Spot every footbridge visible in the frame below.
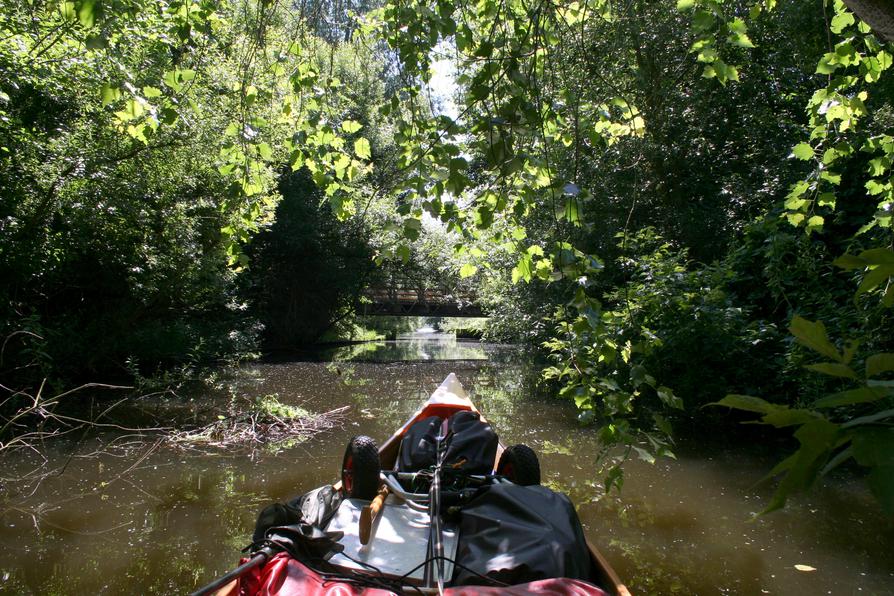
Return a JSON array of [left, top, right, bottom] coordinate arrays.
[[358, 282, 484, 317]]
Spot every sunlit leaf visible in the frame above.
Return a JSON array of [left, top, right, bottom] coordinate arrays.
[[78, 0, 97, 28], [354, 137, 371, 159], [830, 11, 855, 34], [459, 263, 478, 278], [792, 142, 814, 160], [512, 253, 533, 283], [100, 84, 121, 106]]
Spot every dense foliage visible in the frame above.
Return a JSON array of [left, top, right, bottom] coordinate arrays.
[[247, 168, 374, 348], [1, 0, 893, 514]]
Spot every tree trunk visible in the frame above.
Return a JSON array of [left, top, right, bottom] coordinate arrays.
[[843, 0, 894, 41]]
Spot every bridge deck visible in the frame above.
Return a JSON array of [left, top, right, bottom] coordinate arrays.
[[358, 286, 484, 317]]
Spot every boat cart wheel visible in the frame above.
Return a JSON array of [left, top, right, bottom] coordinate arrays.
[[341, 435, 381, 500], [496, 444, 541, 486]]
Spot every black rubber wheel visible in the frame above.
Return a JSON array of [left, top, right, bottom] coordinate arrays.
[[496, 444, 541, 485], [341, 435, 381, 499]]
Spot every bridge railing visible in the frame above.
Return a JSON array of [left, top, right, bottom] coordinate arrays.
[[359, 284, 483, 317]]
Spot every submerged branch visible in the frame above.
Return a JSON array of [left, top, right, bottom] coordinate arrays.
[[165, 405, 350, 452]]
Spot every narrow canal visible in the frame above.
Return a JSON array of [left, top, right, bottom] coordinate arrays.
[[0, 336, 891, 594]]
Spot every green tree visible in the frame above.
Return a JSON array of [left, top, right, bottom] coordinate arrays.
[[247, 168, 375, 347]]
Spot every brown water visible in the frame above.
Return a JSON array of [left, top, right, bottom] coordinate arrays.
[[0, 337, 892, 595]]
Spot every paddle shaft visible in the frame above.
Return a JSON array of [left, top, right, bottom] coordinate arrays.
[[189, 547, 274, 596], [359, 485, 389, 545], [427, 422, 449, 595]]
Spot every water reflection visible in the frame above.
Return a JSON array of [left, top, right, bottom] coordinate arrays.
[[323, 335, 490, 362], [0, 338, 892, 595]]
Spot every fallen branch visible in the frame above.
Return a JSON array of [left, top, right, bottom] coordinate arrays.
[[166, 405, 350, 452]]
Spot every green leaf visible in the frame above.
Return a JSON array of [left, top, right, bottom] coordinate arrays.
[[512, 253, 534, 283], [163, 70, 182, 93], [856, 265, 894, 300], [816, 53, 838, 74], [100, 84, 121, 106], [142, 86, 163, 98], [867, 353, 894, 377], [789, 316, 841, 361], [761, 419, 839, 514], [842, 339, 860, 365], [792, 142, 814, 160], [78, 0, 97, 28], [692, 10, 715, 31], [633, 446, 656, 464], [820, 446, 854, 477], [459, 263, 478, 278], [729, 33, 755, 48], [820, 170, 841, 185], [850, 430, 894, 514], [786, 212, 806, 226], [805, 215, 824, 234], [115, 98, 145, 121], [526, 244, 545, 257], [657, 386, 683, 410], [562, 197, 580, 224], [755, 451, 797, 486], [804, 362, 856, 379], [851, 428, 894, 467], [756, 408, 820, 428], [257, 142, 273, 160], [727, 20, 754, 48], [59, 1, 77, 21], [868, 466, 894, 516], [676, 0, 695, 10], [354, 137, 371, 159], [814, 386, 891, 408], [858, 248, 894, 265], [85, 33, 107, 49], [833, 253, 867, 270], [712, 394, 775, 414], [817, 192, 836, 208], [341, 120, 363, 133], [713, 395, 818, 428], [830, 11, 855, 34], [727, 17, 747, 34], [402, 217, 422, 241], [653, 413, 673, 436], [473, 205, 493, 229], [842, 408, 894, 428]]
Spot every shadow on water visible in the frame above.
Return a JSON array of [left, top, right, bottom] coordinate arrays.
[[1, 337, 892, 594]]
